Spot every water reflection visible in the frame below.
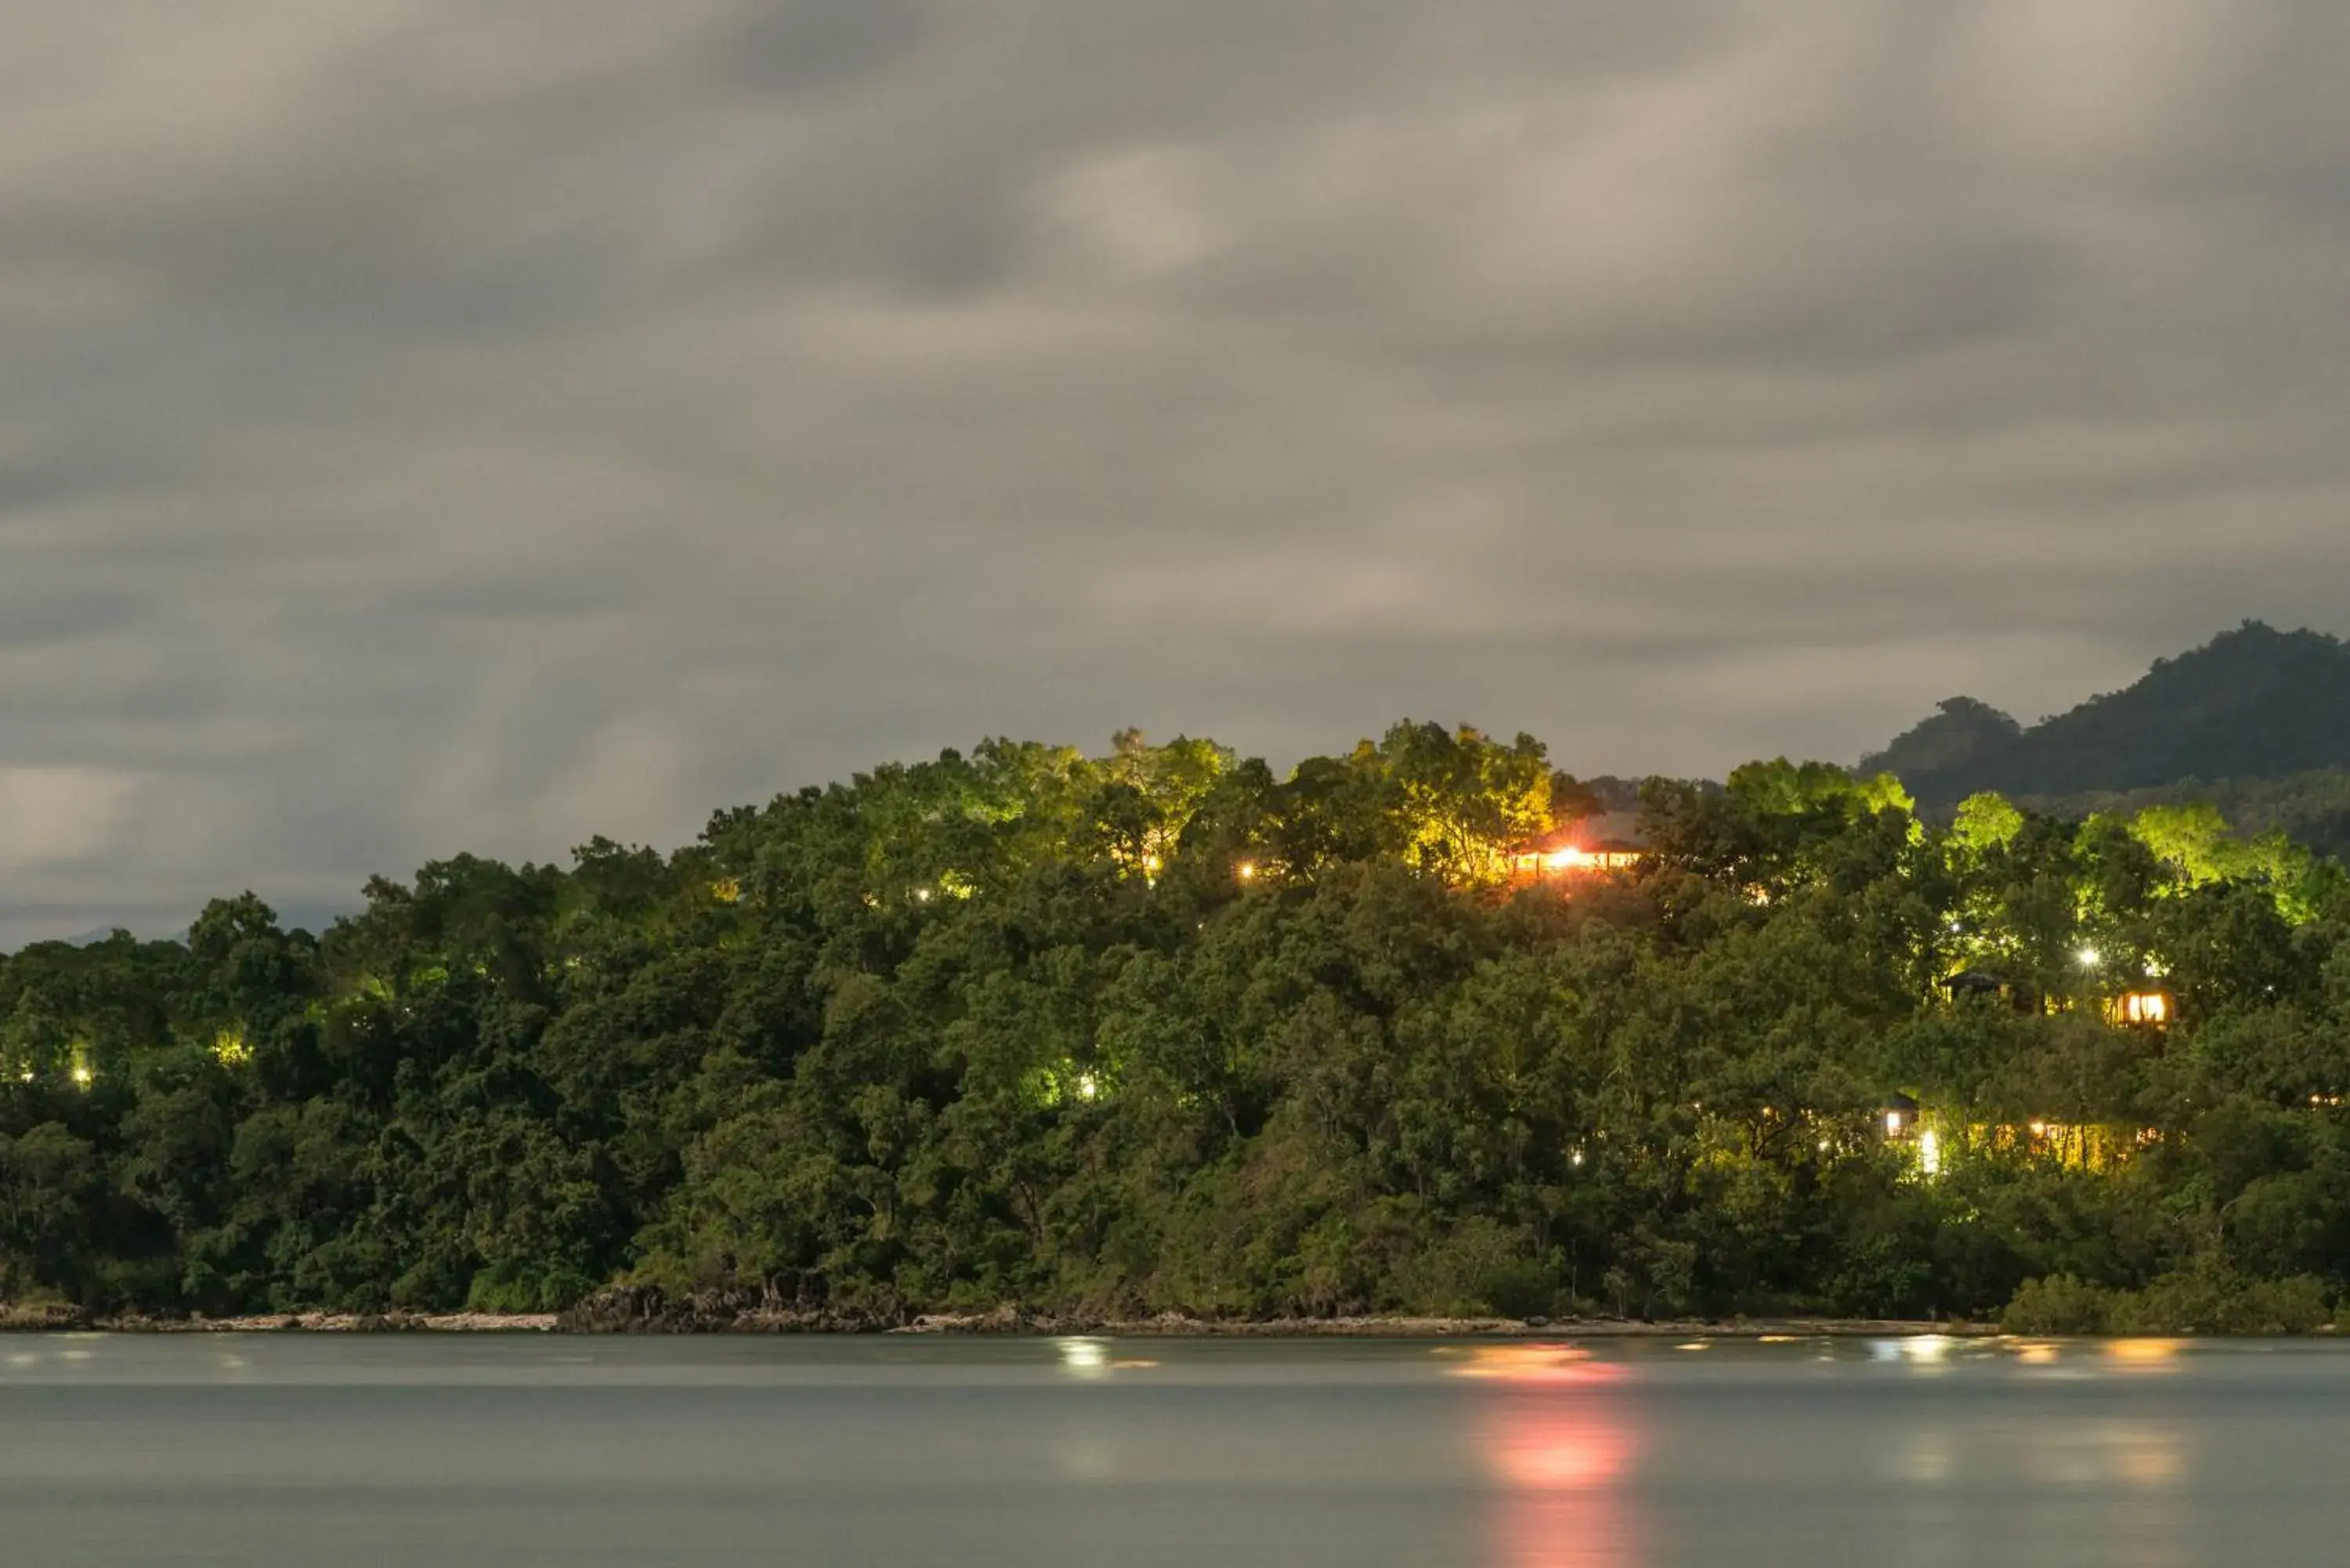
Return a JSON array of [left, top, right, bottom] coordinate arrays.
[[1459, 1346, 1643, 1568], [1057, 1337, 1109, 1378], [1866, 1334, 1957, 1371], [10, 1335, 2344, 1568], [2104, 1339, 2186, 1372]]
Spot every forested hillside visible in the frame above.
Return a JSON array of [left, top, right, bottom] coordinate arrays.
[[2018, 770, 2350, 865], [5, 723, 2350, 1331], [1866, 623, 2350, 806]]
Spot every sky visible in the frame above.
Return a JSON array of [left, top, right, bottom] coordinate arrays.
[[5, 1, 2350, 942]]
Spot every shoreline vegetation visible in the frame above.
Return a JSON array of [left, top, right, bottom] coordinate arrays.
[[4, 1297, 2005, 1338], [9, 715, 2350, 1339], [9, 1305, 2338, 1338], [12, 1284, 2342, 1339]]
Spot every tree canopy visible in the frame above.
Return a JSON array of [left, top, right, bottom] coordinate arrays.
[[5, 721, 2350, 1329]]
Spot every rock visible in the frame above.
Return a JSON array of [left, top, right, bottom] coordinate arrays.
[[0, 1300, 91, 1331], [556, 1281, 908, 1335]]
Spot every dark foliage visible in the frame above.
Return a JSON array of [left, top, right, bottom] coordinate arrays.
[[5, 725, 2349, 1326]]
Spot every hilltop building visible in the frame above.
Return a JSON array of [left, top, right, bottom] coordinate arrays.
[[1508, 814, 1647, 887]]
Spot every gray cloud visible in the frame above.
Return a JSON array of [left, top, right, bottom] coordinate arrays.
[[4, 0, 2349, 939]]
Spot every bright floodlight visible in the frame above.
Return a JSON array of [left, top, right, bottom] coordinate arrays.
[[2076, 945, 2101, 969]]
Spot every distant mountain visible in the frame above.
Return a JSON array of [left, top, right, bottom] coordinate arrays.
[[1863, 622, 2350, 805], [1860, 696, 2022, 789]]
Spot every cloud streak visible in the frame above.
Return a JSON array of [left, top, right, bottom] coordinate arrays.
[[4, 0, 2348, 937]]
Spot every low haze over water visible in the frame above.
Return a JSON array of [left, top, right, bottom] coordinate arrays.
[[4, 1335, 2346, 1566]]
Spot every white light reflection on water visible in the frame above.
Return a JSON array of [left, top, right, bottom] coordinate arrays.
[[1055, 1337, 1109, 1379], [1867, 1335, 1958, 1371], [1457, 1346, 1643, 1568]]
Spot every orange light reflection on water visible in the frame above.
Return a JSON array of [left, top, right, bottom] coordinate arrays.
[[1459, 1346, 1644, 1568], [1451, 1344, 1627, 1387], [2106, 1339, 2186, 1371]]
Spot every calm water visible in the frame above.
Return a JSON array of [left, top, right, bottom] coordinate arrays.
[[2, 1333, 2345, 1566]]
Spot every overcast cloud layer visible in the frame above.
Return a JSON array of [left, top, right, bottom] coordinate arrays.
[[5, 1, 2350, 940]]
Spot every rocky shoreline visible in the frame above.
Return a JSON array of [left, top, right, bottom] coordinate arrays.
[[5, 1288, 1992, 1338]]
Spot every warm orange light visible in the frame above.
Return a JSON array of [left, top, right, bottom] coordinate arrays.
[[1492, 1423, 1629, 1490], [1452, 1344, 1622, 1386], [2120, 992, 2171, 1025], [1482, 1384, 1645, 1568], [1482, 1391, 1637, 1488], [2106, 1339, 2184, 1371], [1236, 861, 1257, 881]]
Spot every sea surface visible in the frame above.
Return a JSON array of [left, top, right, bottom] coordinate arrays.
[[2, 1331, 2344, 1566]]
